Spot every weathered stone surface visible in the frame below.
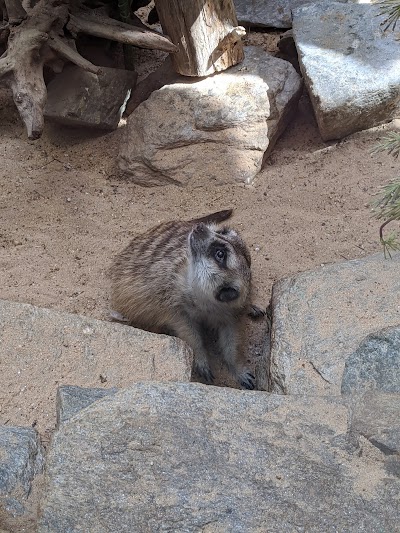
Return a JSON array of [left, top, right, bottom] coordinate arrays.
[[292, 2, 400, 141], [0, 426, 43, 531], [0, 299, 193, 433], [342, 326, 400, 395], [125, 57, 179, 115], [234, 0, 349, 29], [118, 46, 302, 187], [350, 392, 400, 461], [38, 383, 399, 532], [57, 386, 118, 425], [45, 65, 137, 130], [268, 253, 400, 395]]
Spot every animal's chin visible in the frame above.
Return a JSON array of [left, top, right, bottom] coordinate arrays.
[[216, 286, 239, 303]]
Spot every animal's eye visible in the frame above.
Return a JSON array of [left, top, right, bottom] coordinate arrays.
[[215, 249, 226, 262]]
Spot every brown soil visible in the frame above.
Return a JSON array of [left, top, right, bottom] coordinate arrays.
[[0, 45, 398, 438]]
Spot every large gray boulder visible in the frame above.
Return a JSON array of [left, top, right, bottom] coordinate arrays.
[[0, 426, 44, 531], [234, 0, 348, 29], [350, 392, 400, 461], [292, 2, 400, 140], [118, 46, 302, 187], [268, 253, 400, 395], [342, 326, 400, 395], [38, 383, 399, 532], [0, 299, 192, 433]]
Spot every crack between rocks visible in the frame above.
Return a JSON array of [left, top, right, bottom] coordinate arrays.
[[366, 436, 399, 456], [308, 360, 332, 384]]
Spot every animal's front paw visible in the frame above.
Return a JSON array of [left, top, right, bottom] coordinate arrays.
[[247, 304, 266, 320], [194, 362, 214, 384], [239, 371, 256, 390], [109, 310, 129, 323]]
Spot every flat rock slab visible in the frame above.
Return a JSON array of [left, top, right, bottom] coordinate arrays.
[[234, 0, 348, 29], [0, 300, 192, 433], [38, 383, 399, 532], [268, 253, 400, 395], [118, 46, 302, 187], [45, 65, 137, 131], [0, 426, 43, 531], [292, 2, 400, 140]]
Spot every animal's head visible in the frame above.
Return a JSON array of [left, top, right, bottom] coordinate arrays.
[[187, 222, 251, 309]]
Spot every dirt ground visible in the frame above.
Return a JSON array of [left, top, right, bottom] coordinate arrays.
[[0, 38, 399, 439]]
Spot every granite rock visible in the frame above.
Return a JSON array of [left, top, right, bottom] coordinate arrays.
[[0, 299, 192, 433], [350, 392, 400, 458], [342, 326, 400, 395], [292, 2, 400, 140], [0, 426, 44, 531], [45, 65, 136, 130], [268, 253, 400, 395], [118, 46, 302, 186], [234, 0, 349, 29], [56, 385, 118, 425], [38, 383, 399, 532]]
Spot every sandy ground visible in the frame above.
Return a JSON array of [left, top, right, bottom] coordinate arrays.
[[0, 40, 399, 439]]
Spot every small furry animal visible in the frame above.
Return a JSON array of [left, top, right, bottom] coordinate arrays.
[[110, 209, 265, 389]]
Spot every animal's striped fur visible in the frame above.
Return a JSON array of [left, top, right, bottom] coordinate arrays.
[[110, 209, 264, 389]]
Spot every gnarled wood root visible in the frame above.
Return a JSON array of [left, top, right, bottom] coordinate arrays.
[[0, 0, 177, 139]]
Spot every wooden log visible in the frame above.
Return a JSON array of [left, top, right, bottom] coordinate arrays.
[[154, 0, 245, 77]]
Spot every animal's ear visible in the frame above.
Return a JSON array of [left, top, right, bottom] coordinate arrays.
[[190, 209, 233, 225]]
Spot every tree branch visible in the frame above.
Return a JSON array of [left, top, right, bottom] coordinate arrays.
[[67, 12, 178, 52], [48, 33, 101, 74]]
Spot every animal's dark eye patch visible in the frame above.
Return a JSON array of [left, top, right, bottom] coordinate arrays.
[[209, 242, 228, 267]]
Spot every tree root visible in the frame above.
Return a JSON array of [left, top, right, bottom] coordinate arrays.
[[0, 0, 177, 139]]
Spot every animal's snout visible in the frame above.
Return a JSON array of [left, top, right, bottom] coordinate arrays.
[[216, 286, 239, 303]]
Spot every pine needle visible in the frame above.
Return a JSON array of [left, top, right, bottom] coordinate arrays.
[[372, 132, 400, 158], [377, 0, 400, 31], [371, 180, 400, 219], [380, 228, 400, 258], [370, 1, 400, 255]]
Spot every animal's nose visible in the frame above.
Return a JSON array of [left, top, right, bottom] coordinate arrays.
[[217, 286, 239, 302]]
